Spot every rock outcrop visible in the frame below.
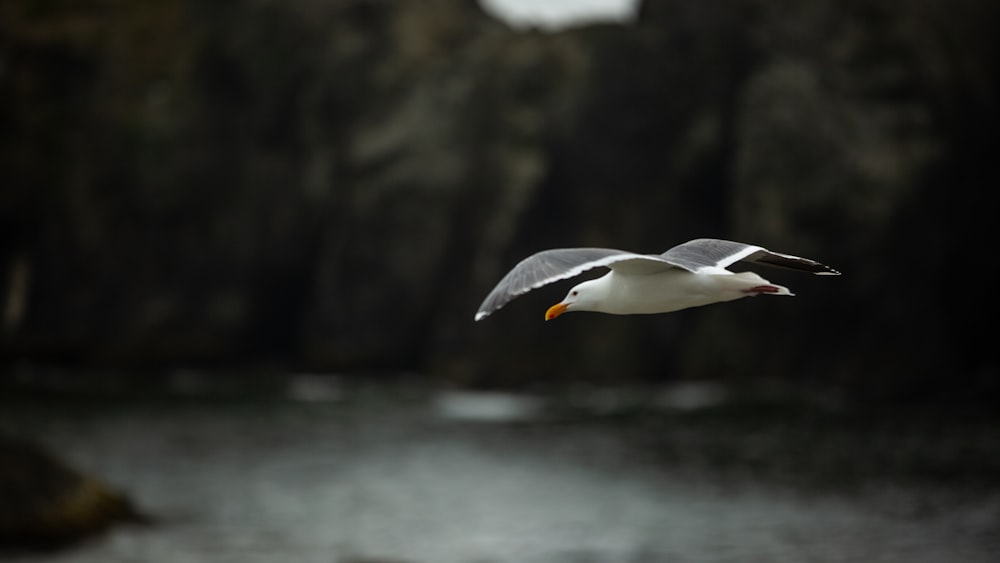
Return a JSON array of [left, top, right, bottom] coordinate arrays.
[[0, 434, 143, 550]]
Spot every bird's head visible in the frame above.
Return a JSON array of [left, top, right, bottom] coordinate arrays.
[[545, 277, 606, 320]]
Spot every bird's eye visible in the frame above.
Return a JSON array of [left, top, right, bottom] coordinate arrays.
[[571, 290, 578, 296]]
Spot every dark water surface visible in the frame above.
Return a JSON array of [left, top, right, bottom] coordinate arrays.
[[2, 373, 998, 563]]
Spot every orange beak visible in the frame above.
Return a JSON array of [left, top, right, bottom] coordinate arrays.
[[545, 302, 569, 321]]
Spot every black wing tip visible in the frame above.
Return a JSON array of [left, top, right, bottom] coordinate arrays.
[[799, 258, 841, 275], [757, 251, 841, 276], [798, 263, 841, 275]]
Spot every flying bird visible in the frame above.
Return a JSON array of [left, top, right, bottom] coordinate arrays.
[[475, 238, 839, 321]]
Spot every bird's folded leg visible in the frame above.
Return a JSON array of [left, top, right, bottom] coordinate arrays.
[[743, 285, 783, 294]]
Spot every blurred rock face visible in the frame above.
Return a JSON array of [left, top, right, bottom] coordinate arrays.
[[0, 0, 996, 396]]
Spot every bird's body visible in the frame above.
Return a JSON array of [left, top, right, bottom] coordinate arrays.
[[587, 269, 789, 316], [474, 238, 838, 321]]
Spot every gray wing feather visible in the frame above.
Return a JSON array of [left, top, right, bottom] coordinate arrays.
[[475, 248, 676, 321], [662, 238, 840, 275]]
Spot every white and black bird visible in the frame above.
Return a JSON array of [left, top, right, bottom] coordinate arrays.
[[475, 238, 839, 321]]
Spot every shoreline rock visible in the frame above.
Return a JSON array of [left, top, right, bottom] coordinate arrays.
[[0, 434, 147, 551]]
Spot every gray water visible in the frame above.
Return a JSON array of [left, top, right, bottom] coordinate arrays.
[[3, 375, 998, 563]]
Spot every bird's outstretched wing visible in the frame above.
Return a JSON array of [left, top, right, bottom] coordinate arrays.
[[661, 238, 841, 275], [474, 248, 676, 321]]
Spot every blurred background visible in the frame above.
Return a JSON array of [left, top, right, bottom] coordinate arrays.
[[1, 0, 998, 561]]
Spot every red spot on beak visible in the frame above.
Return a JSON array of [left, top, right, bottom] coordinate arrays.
[[545, 302, 569, 321]]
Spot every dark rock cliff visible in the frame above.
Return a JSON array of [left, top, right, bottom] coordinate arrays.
[[1, 0, 997, 397]]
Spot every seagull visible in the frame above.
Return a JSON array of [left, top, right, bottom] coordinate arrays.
[[475, 238, 839, 321]]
